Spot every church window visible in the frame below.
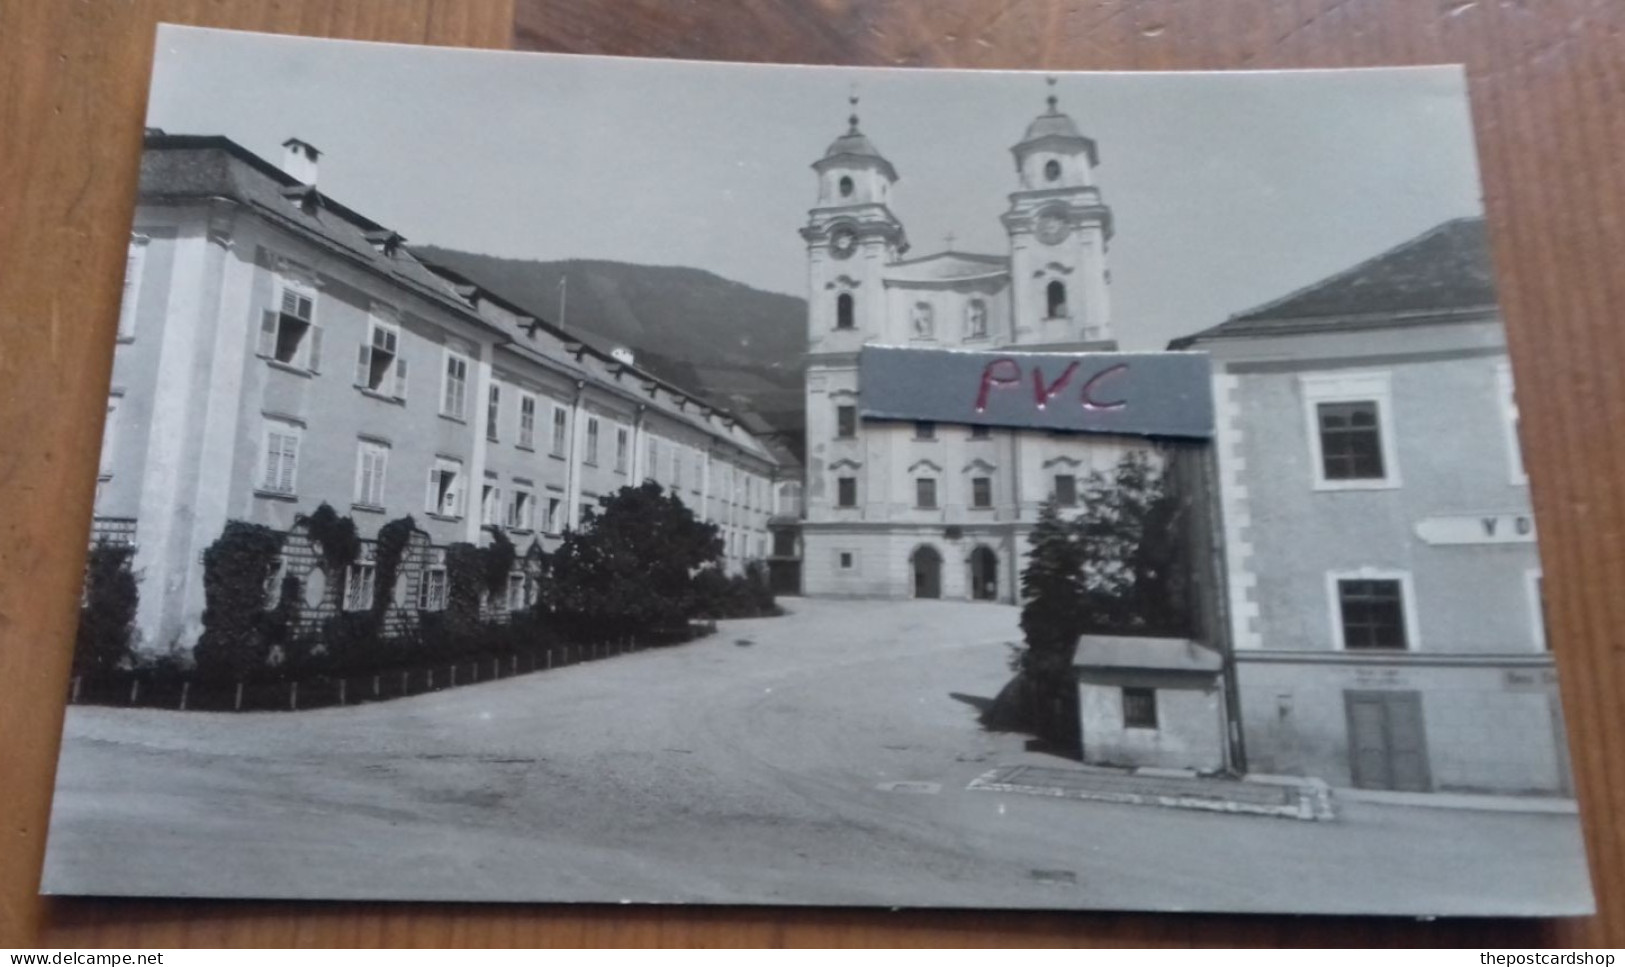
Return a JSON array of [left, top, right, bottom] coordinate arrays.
[[915, 477, 938, 510], [836, 477, 857, 508], [1046, 280, 1068, 319], [1054, 474, 1078, 507], [971, 477, 992, 509], [966, 299, 988, 339], [1044, 159, 1062, 182], [835, 292, 855, 330], [836, 405, 857, 438], [839, 175, 854, 197]]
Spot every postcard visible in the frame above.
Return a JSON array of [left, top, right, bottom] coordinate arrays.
[[41, 24, 1593, 914]]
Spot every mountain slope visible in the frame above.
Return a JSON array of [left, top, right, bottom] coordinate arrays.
[[417, 248, 807, 456]]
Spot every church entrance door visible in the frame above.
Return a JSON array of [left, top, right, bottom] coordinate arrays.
[[911, 546, 942, 599], [969, 546, 998, 600]]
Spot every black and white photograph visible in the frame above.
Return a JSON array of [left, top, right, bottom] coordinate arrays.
[[42, 23, 1594, 915]]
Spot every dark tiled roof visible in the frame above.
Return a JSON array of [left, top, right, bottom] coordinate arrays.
[[1170, 217, 1498, 347]]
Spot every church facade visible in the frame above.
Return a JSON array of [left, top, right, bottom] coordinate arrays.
[[799, 90, 1148, 603]]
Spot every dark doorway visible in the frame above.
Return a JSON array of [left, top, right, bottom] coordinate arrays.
[[969, 546, 998, 601], [911, 545, 942, 599]]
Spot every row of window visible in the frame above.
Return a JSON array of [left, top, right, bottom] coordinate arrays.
[[1302, 368, 1526, 489], [320, 548, 537, 616], [834, 409, 994, 443], [829, 283, 1068, 333], [261, 420, 770, 529], [830, 472, 1080, 510]]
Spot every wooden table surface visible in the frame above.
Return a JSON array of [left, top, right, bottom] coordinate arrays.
[[3, 0, 1624, 948]]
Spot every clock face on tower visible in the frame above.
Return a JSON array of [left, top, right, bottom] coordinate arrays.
[[1035, 209, 1070, 246], [829, 227, 858, 259]]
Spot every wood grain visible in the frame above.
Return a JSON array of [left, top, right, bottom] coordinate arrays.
[[4, 0, 1624, 947]]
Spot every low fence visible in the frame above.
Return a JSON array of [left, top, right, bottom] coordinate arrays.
[[68, 622, 715, 713]]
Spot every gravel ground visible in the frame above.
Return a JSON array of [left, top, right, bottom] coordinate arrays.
[[41, 598, 1593, 914]]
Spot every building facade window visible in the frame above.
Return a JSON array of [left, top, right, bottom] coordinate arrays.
[[835, 292, 854, 330], [585, 416, 600, 466], [1122, 687, 1158, 729], [1331, 572, 1414, 651], [518, 394, 537, 450], [440, 351, 469, 420], [426, 457, 464, 518], [646, 438, 659, 482], [1528, 570, 1548, 651], [839, 551, 855, 570], [1054, 474, 1078, 507], [1302, 372, 1399, 490], [969, 425, 991, 440], [353, 440, 389, 508], [773, 530, 796, 557], [550, 405, 569, 457], [837, 404, 857, 438], [486, 384, 501, 440], [343, 545, 377, 612], [118, 237, 147, 340], [914, 421, 936, 441], [505, 572, 527, 612], [971, 476, 993, 509], [481, 482, 502, 527], [615, 426, 630, 473], [508, 488, 534, 531], [259, 419, 301, 496], [418, 549, 447, 611], [545, 496, 562, 534], [836, 476, 857, 508], [259, 284, 321, 370], [915, 477, 938, 509], [356, 315, 404, 397]]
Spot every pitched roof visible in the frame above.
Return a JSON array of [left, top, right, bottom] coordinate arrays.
[[1170, 217, 1499, 347]]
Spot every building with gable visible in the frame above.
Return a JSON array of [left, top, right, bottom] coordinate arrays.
[[97, 131, 780, 652], [1174, 218, 1570, 795]]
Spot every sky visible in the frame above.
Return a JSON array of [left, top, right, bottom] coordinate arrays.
[[148, 25, 1488, 350]]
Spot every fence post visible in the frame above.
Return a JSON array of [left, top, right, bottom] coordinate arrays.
[[129, 679, 140, 706], [373, 675, 381, 698], [511, 654, 518, 676], [338, 678, 346, 706], [234, 681, 244, 711], [289, 681, 299, 711], [401, 669, 409, 695], [179, 681, 190, 711], [70, 676, 81, 704], [427, 668, 434, 690], [450, 665, 457, 687]]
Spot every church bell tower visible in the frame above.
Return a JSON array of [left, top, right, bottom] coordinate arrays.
[[1002, 79, 1115, 347], [801, 97, 907, 356]]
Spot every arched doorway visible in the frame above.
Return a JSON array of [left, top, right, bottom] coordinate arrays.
[[911, 545, 942, 599], [969, 546, 998, 601]]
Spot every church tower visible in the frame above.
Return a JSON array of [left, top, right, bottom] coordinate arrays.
[[1002, 79, 1114, 347], [801, 97, 908, 355]]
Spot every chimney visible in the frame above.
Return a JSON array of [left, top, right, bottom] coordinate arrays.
[[281, 137, 321, 185]]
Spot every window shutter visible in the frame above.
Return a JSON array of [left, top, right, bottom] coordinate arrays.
[[393, 357, 408, 400], [258, 310, 278, 357], [426, 468, 437, 514], [307, 325, 323, 372], [355, 343, 371, 388]]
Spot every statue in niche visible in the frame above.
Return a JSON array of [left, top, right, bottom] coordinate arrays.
[[966, 300, 988, 339], [911, 302, 934, 338]]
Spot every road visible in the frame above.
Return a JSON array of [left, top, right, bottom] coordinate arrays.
[[42, 599, 1593, 914]]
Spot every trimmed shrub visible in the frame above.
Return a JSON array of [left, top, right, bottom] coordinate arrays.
[[74, 541, 139, 676], [193, 521, 284, 682]]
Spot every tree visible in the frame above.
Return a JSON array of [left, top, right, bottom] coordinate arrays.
[[547, 482, 723, 638], [985, 450, 1191, 748], [74, 541, 139, 676]]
